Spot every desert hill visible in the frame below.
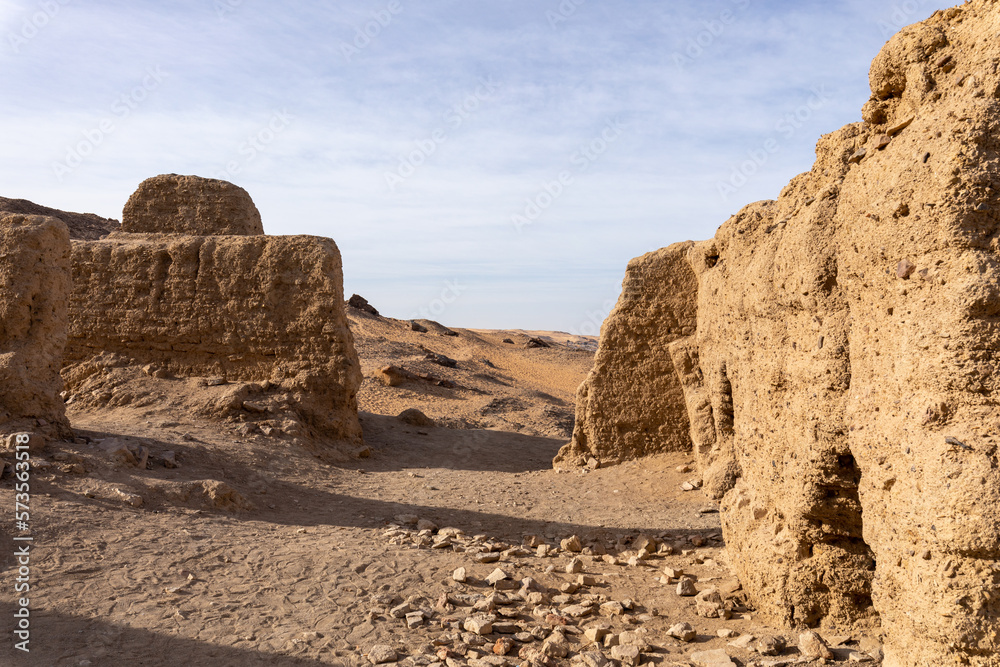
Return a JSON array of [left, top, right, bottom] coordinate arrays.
[[0, 196, 119, 240]]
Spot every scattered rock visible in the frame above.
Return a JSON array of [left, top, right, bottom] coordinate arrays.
[[676, 577, 698, 596], [464, 615, 494, 635], [453, 567, 467, 583], [526, 337, 551, 349], [798, 631, 834, 660], [367, 644, 397, 664], [755, 635, 787, 656], [610, 644, 640, 666], [398, 408, 435, 427], [410, 320, 428, 333], [565, 557, 584, 574], [486, 569, 508, 585], [896, 259, 916, 279], [348, 294, 380, 316], [666, 622, 696, 642], [689, 648, 736, 667], [561, 535, 583, 552]]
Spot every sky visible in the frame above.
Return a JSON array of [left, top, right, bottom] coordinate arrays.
[[0, 0, 957, 333]]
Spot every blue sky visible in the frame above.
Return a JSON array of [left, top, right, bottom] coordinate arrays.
[[0, 0, 956, 332]]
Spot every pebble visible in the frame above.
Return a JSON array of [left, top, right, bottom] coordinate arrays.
[[452, 567, 467, 583], [849, 651, 875, 663], [417, 519, 439, 532], [406, 612, 425, 629], [848, 148, 867, 164], [599, 601, 624, 616], [663, 567, 684, 578], [565, 557, 584, 574], [584, 625, 609, 643], [577, 574, 596, 586]]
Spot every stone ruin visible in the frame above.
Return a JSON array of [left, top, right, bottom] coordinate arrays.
[[568, 3, 1000, 665], [0, 174, 363, 452], [0, 214, 72, 437]]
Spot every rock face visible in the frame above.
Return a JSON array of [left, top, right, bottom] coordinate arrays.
[[572, 3, 1000, 665], [555, 242, 698, 466], [0, 214, 72, 431], [122, 174, 264, 236], [0, 196, 120, 240]]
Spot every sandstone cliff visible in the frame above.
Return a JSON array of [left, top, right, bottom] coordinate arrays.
[[0, 214, 72, 433], [571, 2, 1000, 665]]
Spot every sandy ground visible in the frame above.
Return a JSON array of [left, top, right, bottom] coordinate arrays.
[[0, 311, 881, 666]]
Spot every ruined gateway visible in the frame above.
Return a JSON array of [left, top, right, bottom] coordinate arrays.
[[567, 3, 1000, 665]]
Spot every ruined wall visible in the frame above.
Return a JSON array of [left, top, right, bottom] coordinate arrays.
[[122, 174, 264, 236], [674, 3, 1000, 665], [65, 232, 363, 445], [569, 2, 1000, 664], [555, 242, 697, 466], [0, 214, 71, 432]]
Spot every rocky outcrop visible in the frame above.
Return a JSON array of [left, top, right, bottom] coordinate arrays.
[[66, 177, 362, 450], [122, 174, 264, 236], [0, 196, 120, 240], [0, 214, 72, 433], [572, 3, 1000, 665], [555, 242, 697, 466]]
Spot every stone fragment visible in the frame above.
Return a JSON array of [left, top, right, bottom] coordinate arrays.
[[453, 567, 467, 583], [577, 574, 596, 586], [599, 601, 623, 616], [367, 644, 398, 664], [399, 408, 436, 427], [486, 569, 508, 585], [347, 294, 379, 316], [474, 552, 501, 564], [493, 637, 514, 655], [666, 622, 696, 642], [565, 557, 584, 574], [798, 631, 834, 660], [464, 615, 494, 635], [114, 489, 143, 507], [4, 433, 46, 454], [663, 567, 684, 579], [561, 535, 583, 552], [755, 635, 786, 656], [406, 611, 425, 629], [694, 588, 729, 619], [676, 577, 698, 596], [896, 259, 916, 279], [610, 644, 640, 666], [689, 649, 736, 667]]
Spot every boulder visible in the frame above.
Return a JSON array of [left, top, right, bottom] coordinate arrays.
[[0, 214, 72, 432], [122, 174, 263, 236]]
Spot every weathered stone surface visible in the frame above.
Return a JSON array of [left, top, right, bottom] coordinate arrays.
[[554, 242, 698, 466], [0, 214, 71, 432], [122, 174, 263, 236], [569, 3, 1000, 665], [64, 232, 362, 446]]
